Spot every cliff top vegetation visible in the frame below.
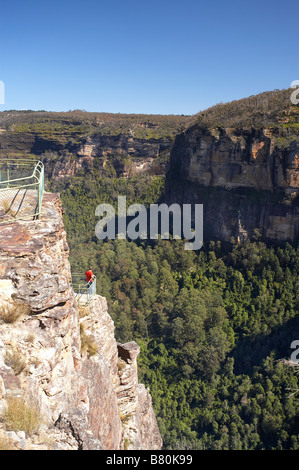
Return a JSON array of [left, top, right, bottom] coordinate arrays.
[[196, 88, 299, 130], [0, 110, 192, 141], [1, 89, 298, 145]]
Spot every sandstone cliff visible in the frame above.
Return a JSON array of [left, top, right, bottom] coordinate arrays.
[[43, 133, 172, 179], [165, 124, 299, 242], [0, 112, 190, 179], [0, 129, 171, 179], [0, 193, 162, 450]]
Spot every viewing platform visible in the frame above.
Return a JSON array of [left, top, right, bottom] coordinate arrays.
[[71, 273, 97, 306], [0, 159, 44, 224]]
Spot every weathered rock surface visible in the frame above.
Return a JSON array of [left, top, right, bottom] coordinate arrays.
[[168, 126, 299, 193], [0, 192, 162, 450], [116, 342, 163, 450], [0, 128, 174, 179], [165, 125, 299, 242]]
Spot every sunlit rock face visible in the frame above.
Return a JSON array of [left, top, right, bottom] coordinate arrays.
[[165, 125, 299, 242], [0, 192, 162, 450]]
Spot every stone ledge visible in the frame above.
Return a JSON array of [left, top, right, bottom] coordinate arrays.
[[117, 342, 140, 364]]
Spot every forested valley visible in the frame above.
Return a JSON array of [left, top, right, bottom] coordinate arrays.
[[48, 173, 299, 450]]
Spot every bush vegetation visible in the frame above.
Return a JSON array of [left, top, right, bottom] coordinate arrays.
[[51, 171, 299, 450], [3, 396, 43, 436], [4, 347, 27, 375], [80, 323, 98, 357], [0, 110, 191, 141], [0, 300, 31, 324], [196, 88, 299, 130]]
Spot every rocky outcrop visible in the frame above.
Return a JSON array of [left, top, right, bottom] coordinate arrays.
[[115, 342, 163, 450], [40, 133, 172, 179], [0, 192, 162, 450], [168, 126, 299, 193], [165, 125, 299, 242], [0, 129, 173, 179]]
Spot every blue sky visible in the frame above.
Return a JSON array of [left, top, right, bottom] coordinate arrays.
[[0, 0, 298, 114]]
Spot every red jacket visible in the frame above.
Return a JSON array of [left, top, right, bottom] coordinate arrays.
[[85, 270, 94, 282]]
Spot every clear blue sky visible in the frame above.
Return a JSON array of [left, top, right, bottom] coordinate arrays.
[[0, 0, 298, 115]]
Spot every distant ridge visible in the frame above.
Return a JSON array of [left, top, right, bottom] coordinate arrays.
[[195, 88, 299, 128]]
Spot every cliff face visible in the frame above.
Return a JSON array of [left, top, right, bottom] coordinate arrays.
[[168, 126, 299, 192], [37, 133, 173, 179], [0, 193, 162, 450], [0, 129, 172, 178], [0, 113, 188, 179], [165, 125, 299, 242]]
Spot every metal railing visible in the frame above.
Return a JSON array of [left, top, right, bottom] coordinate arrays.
[[0, 159, 44, 223], [71, 273, 97, 306]]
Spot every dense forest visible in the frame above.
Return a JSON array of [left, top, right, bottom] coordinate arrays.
[[49, 172, 299, 450]]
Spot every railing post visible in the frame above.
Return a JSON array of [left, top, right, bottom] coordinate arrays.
[[0, 159, 45, 222], [70, 274, 97, 306], [37, 163, 44, 219]]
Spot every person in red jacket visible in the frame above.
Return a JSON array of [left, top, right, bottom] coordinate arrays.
[[85, 267, 96, 297], [85, 268, 94, 284]]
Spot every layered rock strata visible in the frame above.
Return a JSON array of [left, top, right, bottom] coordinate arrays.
[[0, 130, 173, 179], [165, 125, 299, 242]]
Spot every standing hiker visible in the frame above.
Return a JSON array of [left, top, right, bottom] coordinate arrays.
[[85, 267, 96, 296]]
